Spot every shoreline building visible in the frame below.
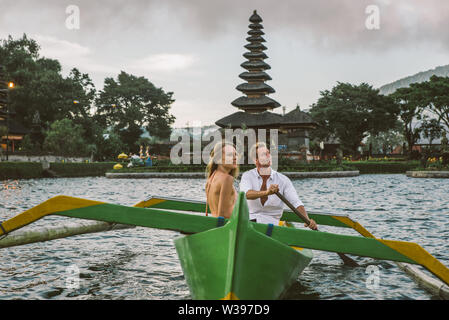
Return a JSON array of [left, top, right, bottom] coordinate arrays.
[[0, 108, 30, 154], [215, 10, 317, 158], [0, 68, 29, 154]]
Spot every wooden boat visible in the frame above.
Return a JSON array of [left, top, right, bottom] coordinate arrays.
[[1, 192, 448, 300], [174, 192, 312, 300]]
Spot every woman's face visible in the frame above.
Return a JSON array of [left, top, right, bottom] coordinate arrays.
[[220, 145, 237, 170]]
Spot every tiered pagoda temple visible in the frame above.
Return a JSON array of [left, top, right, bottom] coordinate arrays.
[[215, 10, 317, 152]]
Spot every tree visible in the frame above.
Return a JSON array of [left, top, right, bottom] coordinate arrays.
[[415, 75, 449, 133], [0, 126, 7, 139], [310, 82, 399, 156], [65, 68, 97, 142], [0, 35, 96, 135], [389, 85, 427, 157], [365, 127, 404, 155], [95, 71, 176, 149], [43, 119, 87, 157], [420, 117, 443, 147], [91, 128, 126, 161]]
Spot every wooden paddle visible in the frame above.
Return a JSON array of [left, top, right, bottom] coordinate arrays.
[[275, 191, 359, 267]]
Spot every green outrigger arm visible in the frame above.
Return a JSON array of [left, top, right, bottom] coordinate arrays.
[[134, 195, 375, 237], [1, 193, 448, 291]]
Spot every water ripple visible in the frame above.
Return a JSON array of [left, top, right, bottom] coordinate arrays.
[[0, 175, 448, 300]]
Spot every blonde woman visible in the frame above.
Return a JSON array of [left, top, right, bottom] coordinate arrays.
[[205, 141, 239, 219]]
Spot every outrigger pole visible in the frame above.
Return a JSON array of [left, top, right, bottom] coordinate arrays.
[[279, 207, 449, 299], [1, 195, 448, 299], [0, 196, 146, 248], [0, 221, 133, 249]]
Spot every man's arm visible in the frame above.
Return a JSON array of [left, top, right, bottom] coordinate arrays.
[[239, 171, 278, 200], [295, 205, 317, 230], [283, 177, 318, 230], [246, 184, 279, 200]]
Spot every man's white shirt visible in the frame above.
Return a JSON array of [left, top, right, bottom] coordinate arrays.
[[239, 168, 304, 224]]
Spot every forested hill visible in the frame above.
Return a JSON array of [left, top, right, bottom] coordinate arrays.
[[379, 64, 449, 95]]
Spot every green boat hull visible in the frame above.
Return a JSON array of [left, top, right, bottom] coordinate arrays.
[[174, 192, 313, 300]]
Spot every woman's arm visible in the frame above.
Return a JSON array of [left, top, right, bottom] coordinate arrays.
[[217, 175, 235, 219]]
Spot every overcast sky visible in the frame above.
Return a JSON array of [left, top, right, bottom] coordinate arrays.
[[1, 0, 449, 127]]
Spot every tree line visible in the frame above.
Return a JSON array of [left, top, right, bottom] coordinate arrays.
[[309, 77, 449, 158], [0, 34, 176, 160]]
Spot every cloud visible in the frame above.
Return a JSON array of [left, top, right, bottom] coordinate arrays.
[[4, 1, 449, 53], [128, 54, 197, 73], [3, 0, 449, 128], [34, 34, 90, 59], [33, 34, 118, 75]]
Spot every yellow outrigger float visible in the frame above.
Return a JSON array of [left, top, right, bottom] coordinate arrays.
[[1, 192, 448, 299]]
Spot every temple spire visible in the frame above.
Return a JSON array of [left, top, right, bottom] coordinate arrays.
[[231, 10, 281, 113]]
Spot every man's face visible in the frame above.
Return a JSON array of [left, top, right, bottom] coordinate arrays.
[[256, 146, 272, 168]]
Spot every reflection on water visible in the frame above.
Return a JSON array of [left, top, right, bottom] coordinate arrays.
[[0, 175, 448, 300]]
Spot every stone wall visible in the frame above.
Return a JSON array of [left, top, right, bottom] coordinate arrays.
[[0, 154, 91, 164]]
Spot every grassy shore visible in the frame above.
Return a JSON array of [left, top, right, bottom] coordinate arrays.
[[112, 163, 356, 173], [0, 160, 425, 180], [0, 162, 115, 180], [343, 161, 420, 174]]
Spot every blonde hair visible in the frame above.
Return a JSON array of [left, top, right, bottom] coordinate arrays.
[[206, 141, 239, 179]]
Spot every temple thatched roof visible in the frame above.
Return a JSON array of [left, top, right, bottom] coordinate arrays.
[[249, 23, 264, 30], [216, 111, 283, 129], [0, 119, 30, 135], [249, 10, 263, 23], [281, 106, 317, 127], [246, 36, 266, 43], [241, 60, 271, 71], [236, 83, 275, 94], [248, 29, 265, 36], [239, 71, 272, 81], [244, 43, 267, 51], [231, 96, 281, 110], [243, 52, 268, 60]]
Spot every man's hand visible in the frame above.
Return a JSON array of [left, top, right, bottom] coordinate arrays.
[[305, 219, 318, 231], [265, 184, 279, 196]]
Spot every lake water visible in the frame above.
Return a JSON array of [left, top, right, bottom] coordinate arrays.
[[0, 174, 448, 300]]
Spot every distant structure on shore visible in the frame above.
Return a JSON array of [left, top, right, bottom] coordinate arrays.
[[215, 10, 317, 152]]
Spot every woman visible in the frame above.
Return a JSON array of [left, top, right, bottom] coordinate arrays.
[[205, 141, 239, 219], [145, 146, 153, 167]]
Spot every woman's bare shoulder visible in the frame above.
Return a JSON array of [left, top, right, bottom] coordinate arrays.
[[214, 172, 234, 184], [221, 174, 235, 190]]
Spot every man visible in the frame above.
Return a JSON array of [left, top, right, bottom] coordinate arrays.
[[239, 142, 317, 230]]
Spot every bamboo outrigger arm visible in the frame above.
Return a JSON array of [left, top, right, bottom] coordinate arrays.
[[1, 195, 448, 288]]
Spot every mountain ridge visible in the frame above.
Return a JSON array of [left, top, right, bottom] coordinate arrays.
[[379, 64, 449, 95]]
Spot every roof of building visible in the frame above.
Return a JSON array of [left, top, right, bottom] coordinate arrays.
[[249, 10, 263, 23], [240, 60, 271, 71], [248, 29, 265, 36], [248, 23, 264, 30], [239, 71, 272, 81], [216, 111, 283, 128], [216, 108, 318, 130], [231, 96, 281, 110], [243, 52, 268, 60], [246, 36, 266, 43], [0, 119, 30, 135], [281, 106, 317, 126], [244, 43, 267, 51], [236, 83, 275, 94]]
